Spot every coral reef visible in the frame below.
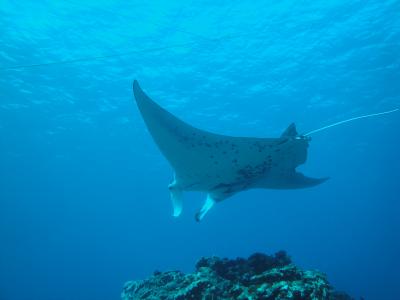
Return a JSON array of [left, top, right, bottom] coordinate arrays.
[[121, 251, 353, 300]]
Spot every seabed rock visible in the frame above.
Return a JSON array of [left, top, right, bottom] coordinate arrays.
[[121, 251, 353, 300]]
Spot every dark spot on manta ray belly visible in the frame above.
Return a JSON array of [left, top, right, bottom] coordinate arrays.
[[214, 141, 223, 148], [252, 141, 268, 152], [211, 181, 250, 195], [237, 162, 270, 180]]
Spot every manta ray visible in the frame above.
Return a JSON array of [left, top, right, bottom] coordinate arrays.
[[133, 80, 329, 221]]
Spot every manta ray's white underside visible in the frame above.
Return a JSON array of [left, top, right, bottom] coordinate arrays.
[[133, 80, 327, 221]]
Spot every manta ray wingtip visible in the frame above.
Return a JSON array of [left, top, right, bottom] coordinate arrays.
[[309, 176, 330, 187], [320, 177, 330, 184], [133, 80, 140, 90], [281, 123, 298, 137]]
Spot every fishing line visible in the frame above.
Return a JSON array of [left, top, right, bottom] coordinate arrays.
[[0, 40, 221, 71], [0, 2, 272, 71], [303, 108, 399, 136], [0, 30, 254, 72], [0, 1, 237, 71], [0, 25, 255, 71]]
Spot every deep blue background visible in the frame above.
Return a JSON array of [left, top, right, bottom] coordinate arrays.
[[1, 1, 399, 299]]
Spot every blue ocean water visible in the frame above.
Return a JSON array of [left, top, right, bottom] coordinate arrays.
[[1, 1, 399, 299]]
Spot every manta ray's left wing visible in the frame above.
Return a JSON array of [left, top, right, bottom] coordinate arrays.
[[133, 80, 222, 181]]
